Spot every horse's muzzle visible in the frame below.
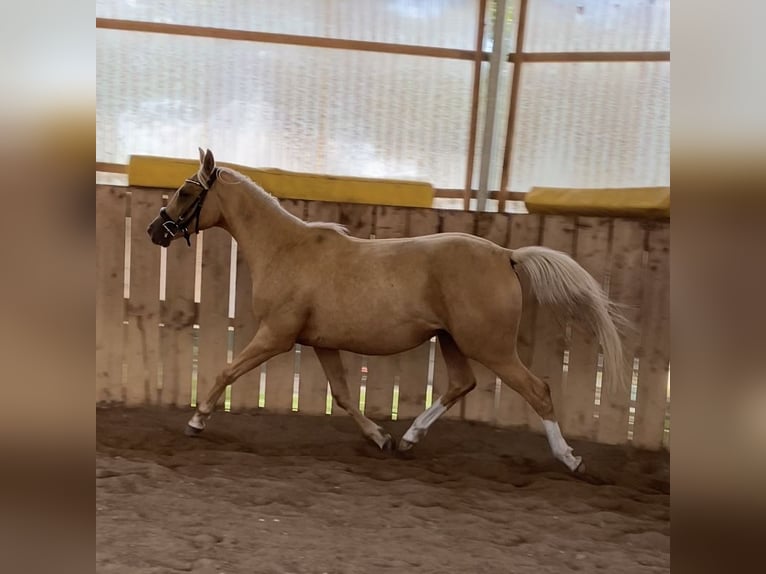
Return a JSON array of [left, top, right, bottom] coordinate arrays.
[[147, 216, 173, 247]]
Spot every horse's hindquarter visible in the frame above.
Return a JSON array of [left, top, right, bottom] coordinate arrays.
[[295, 233, 519, 355]]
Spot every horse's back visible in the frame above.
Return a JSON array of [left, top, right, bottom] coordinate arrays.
[[327, 230, 516, 311]]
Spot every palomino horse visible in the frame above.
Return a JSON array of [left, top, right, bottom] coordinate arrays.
[[147, 149, 626, 472]]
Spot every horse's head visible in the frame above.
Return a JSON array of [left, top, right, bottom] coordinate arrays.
[[147, 148, 223, 247]]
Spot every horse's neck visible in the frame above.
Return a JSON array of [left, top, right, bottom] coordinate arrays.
[[217, 180, 305, 277]]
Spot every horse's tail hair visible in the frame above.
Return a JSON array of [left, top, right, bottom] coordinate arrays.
[[509, 246, 630, 391]]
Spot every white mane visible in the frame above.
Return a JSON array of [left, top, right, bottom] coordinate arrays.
[[216, 166, 349, 235], [306, 221, 350, 235], [217, 167, 280, 206]]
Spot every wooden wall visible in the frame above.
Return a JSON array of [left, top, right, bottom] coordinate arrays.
[[96, 185, 670, 449]]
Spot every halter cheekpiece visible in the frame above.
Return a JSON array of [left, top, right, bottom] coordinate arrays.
[[159, 168, 219, 246]]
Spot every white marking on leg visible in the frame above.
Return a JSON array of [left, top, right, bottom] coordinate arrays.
[[542, 419, 582, 471], [188, 411, 207, 430], [402, 397, 447, 445]]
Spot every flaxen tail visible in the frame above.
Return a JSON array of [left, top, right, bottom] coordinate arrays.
[[509, 246, 629, 391]]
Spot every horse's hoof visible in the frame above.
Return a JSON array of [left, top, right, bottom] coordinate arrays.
[[398, 438, 415, 452], [185, 424, 203, 437], [380, 433, 394, 452], [369, 432, 393, 451], [568, 455, 584, 473]]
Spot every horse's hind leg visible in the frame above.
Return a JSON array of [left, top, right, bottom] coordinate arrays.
[[314, 347, 393, 451], [490, 354, 584, 472], [186, 328, 291, 435], [398, 332, 476, 451]]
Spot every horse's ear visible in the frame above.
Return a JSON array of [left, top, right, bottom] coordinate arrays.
[[198, 147, 205, 164], [203, 149, 215, 170], [198, 149, 216, 181]]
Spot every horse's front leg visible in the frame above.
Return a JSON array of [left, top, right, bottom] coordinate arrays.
[[186, 328, 292, 435], [313, 347, 394, 451]]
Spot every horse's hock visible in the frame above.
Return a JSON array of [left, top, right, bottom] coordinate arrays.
[[96, 184, 670, 450]]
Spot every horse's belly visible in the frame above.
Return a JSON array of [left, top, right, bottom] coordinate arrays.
[[297, 319, 436, 355]]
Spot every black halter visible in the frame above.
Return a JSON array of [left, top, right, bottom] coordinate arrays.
[[159, 169, 218, 246]]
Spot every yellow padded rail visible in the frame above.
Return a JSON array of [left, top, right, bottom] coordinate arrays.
[[128, 155, 434, 208], [525, 187, 670, 219]]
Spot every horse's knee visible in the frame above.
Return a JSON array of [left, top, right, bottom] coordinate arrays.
[[218, 365, 238, 385]]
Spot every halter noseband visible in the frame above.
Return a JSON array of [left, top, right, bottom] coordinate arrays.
[[159, 168, 219, 246]]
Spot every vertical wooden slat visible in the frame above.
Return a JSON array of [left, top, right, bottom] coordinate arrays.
[[335, 352, 364, 417], [338, 203, 375, 238], [496, 213, 542, 427], [306, 201, 341, 226], [561, 217, 612, 439], [96, 186, 127, 402], [393, 344, 432, 420], [196, 228, 231, 409], [527, 215, 576, 432], [463, 212, 510, 423], [362, 354, 397, 418], [363, 206, 409, 419], [372, 205, 409, 237], [596, 220, 646, 444], [633, 223, 670, 449], [160, 234, 197, 408], [475, 212, 510, 247], [230, 242, 260, 410], [406, 208, 440, 240], [297, 347, 329, 415], [280, 199, 307, 221], [124, 188, 163, 405], [464, 360, 503, 425], [440, 210, 476, 235], [264, 347, 297, 413], [395, 208, 440, 420]]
